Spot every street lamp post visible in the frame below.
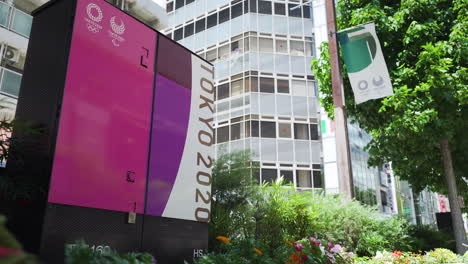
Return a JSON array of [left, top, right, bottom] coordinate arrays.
[[292, 0, 354, 199]]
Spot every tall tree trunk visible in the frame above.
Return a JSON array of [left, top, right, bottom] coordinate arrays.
[[440, 138, 467, 254]]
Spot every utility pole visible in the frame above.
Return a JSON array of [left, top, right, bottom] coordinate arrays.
[[324, 0, 354, 199], [291, 0, 354, 199]]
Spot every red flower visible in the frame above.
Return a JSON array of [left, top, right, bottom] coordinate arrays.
[[302, 254, 309, 261]]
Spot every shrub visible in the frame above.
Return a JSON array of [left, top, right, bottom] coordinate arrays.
[[65, 240, 156, 264], [210, 152, 414, 256], [407, 224, 456, 252]]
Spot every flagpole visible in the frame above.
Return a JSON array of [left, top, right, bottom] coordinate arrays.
[[325, 0, 354, 199]]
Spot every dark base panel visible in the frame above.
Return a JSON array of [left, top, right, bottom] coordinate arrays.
[[142, 215, 209, 264], [40, 204, 209, 264], [40, 203, 143, 264]]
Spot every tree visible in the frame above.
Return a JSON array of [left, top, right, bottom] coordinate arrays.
[[312, 0, 468, 253]]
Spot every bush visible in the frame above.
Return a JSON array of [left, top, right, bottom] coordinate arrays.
[[209, 152, 413, 256], [407, 224, 456, 252], [65, 240, 156, 264]]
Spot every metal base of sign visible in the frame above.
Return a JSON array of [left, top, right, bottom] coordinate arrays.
[[40, 203, 208, 263]]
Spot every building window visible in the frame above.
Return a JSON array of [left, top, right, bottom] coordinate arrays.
[[305, 41, 313, 56], [195, 18, 205, 33], [259, 37, 273, 53], [261, 121, 276, 138], [250, 77, 259, 92], [288, 4, 302, 17], [217, 126, 229, 143], [231, 38, 244, 54], [310, 124, 319, 140], [381, 190, 388, 206], [174, 28, 183, 41], [275, 39, 288, 53], [249, 37, 258, 51], [292, 80, 307, 96], [313, 171, 323, 188], [207, 13, 218, 28], [166, 1, 174, 12], [249, 0, 257, 13], [259, 77, 274, 93], [231, 79, 244, 96], [294, 123, 309, 140], [278, 123, 292, 138], [290, 40, 305, 56], [175, 0, 184, 9], [184, 23, 194, 38], [245, 121, 251, 137], [252, 120, 259, 137], [232, 2, 243, 19], [280, 170, 293, 184], [186, 0, 194, 4], [262, 168, 277, 183], [206, 49, 217, 63], [258, 0, 272, 14], [277, 79, 289, 94], [274, 3, 286, 15], [296, 170, 312, 188], [217, 83, 229, 100], [303, 6, 311, 18], [231, 123, 242, 140], [219, 8, 230, 24], [218, 44, 230, 60]]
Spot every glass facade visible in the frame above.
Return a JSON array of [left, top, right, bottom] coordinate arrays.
[[347, 121, 380, 207], [0, 1, 32, 38], [0, 67, 21, 97], [165, 0, 323, 191]]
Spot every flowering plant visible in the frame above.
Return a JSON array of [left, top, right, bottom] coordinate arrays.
[[284, 237, 353, 264], [354, 248, 464, 264]]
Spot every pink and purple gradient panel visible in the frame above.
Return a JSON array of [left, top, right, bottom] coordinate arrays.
[[48, 0, 157, 214], [145, 37, 192, 216]]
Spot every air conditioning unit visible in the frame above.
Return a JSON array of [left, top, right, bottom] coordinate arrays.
[[4, 46, 20, 64]]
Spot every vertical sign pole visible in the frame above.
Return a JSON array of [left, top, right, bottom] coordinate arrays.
[[325, 0, 354, 200]]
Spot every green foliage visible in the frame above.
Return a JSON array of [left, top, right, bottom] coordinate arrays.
[[355, 248, 465, 264], [209, 153, 414, 257], [0, 215, 39, 264], [196, 239, 287, 264], [196, 237, 353, 264], [311, 0, 468, 211], [407, 225, 456, 253], [65, 240, 156, 264]]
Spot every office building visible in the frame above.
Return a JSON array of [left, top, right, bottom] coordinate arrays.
[[163, 0, 324, 191]]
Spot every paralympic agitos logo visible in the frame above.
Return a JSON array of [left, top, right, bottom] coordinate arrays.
[[108, 16, 126, 47]]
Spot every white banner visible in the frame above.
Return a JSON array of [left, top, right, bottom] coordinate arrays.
[[338, 22, 393, 104]]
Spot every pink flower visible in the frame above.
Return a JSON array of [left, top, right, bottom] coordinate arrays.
[[326, 252, 336, 263], [294, 243, 304, 252], [327, 242, 333, 249], [330, 245, 343, 254], [348, 252, 354, 258]]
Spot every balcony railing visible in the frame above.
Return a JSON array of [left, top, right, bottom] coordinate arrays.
[[0, 1, 32, 38], [0, 66, 21, 98]]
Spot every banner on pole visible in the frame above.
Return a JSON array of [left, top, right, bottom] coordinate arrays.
[[337, 22, 393, 104]]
